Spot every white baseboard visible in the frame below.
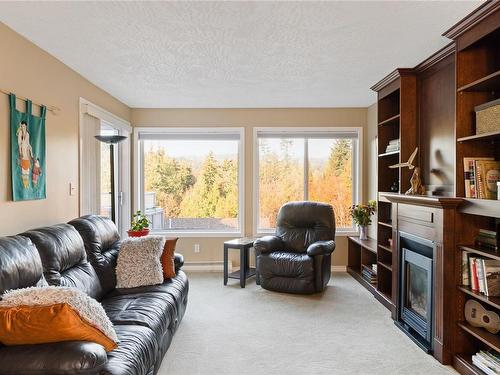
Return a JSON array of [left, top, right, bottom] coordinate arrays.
[[331, 265, 347, 272], [184, 262, 346, 273], [184, 261, 228, 272]]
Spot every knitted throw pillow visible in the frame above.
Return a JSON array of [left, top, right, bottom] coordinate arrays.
[[161, 237, 178, 279], [0, 286, 118, 351], [116, 236, 165, 288]]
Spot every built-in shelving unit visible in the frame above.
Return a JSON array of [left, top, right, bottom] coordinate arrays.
[[367, 69, 418, 312], [443, 3, 500, 374]]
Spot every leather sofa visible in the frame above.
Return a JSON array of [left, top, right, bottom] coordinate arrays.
[[254, 201, 336, 294], [0, 215, 188, 375]]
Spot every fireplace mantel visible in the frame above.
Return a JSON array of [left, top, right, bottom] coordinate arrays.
[[379, 192, 463, 209]]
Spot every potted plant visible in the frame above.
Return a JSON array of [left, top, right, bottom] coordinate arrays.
[[350, 200, 376, 240], [127, 210, 150, 237]]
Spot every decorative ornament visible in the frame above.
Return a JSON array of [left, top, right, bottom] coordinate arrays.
[[389, 147, 426, 195]]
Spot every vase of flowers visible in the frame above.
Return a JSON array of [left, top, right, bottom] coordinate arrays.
[[350, 200, 376, 240], [127, 210, 150, 237]]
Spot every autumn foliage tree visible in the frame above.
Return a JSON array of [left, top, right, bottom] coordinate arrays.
[[144, 138, 353, 229]]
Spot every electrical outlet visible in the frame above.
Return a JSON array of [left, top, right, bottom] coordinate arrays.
[[194, 244, 200, 253], [69, 183, 77, 196]]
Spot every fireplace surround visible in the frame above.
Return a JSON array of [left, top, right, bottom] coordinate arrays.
[[382, 193, 462, 365], [397, 231, 435, 352]]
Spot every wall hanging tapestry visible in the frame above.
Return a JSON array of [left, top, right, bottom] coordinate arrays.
[[9, 94, 46, 201]]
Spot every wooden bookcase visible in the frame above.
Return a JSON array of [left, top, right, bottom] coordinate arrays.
[[369, 70, 418, 311], [443, 3, 500, 374], [347, 236, 393, 310]]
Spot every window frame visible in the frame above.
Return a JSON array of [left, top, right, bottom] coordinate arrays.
[[134, 127, 245, 237], [252, 127, 363, 237]]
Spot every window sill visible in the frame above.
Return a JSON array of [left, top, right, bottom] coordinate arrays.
[[253, 230, 359, 237], [149, 230, 243, 238]]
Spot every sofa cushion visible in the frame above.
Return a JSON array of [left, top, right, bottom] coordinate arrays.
[[107, 271, 189, 332], [259, 251, 314, 278], [0, 236, 47, 294], [102, 292, 177, 344], [103, 325, 158, 375], [116, 236, 165, 289], [0, 286, 118, 351], [21, 224, 103, 300], [276, 201, 336, 252], [0, 341, 108, 375], [69, 215, 121, 296]]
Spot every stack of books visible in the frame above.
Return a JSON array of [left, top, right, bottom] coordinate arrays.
[[461, 251, 500, 296], [463, 157, 500, 199], [361, 264, 377, 284], [472, 351, 500, 375], [385, 139, 400, 153], [475, 229, 499, 251]]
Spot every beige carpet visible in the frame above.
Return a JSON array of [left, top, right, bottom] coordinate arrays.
[[159, 272, 457, 375]]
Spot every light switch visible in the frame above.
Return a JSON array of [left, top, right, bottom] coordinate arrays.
[[69, 183, 77, 196]]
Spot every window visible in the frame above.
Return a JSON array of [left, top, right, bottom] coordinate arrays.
[[136, 128, 244, 235], [254, 128, 361, 233]]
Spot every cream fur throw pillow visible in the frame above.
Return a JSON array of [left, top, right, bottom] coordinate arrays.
[[0, 286, 118, 343], [116, 236, 165, 289]]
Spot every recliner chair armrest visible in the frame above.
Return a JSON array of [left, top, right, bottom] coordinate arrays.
[[174, 252, 184, 271], [254, 236, 284, 254], [306, 240, 336, 257], [0, 341, 107, 374]]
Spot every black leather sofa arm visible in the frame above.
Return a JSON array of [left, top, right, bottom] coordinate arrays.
[[0, 341, 107, 374], [306, 240, 336, 257], [174, 252, 184, 271], [254, 236, 284, 254]]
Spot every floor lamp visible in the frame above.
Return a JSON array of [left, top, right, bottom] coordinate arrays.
[[95, 135, 127, 223]]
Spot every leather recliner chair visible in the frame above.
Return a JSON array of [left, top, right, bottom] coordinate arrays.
[[254, 201, 336, 294]]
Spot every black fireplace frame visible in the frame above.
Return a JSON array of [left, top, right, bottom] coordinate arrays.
[[396, 231, 435, 353]]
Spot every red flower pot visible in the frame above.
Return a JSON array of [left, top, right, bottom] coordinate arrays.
[[127, 229, 150, 237]]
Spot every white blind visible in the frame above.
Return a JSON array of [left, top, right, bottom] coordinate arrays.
[[139, 131, 240, 141], [256, 129, 358, 139]]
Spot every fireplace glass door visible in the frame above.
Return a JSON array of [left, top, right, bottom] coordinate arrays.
[[406, 261, 429, 319], [401, 246, 433, 344]]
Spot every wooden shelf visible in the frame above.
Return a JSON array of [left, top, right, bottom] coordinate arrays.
[[457, 130, 500, 143], [378, 150, 400, 157], [377, 260, 392, 271], [458, 322, 500, 353], [347, 267, 377, 292], [378, 221, 392, 228], [378, 244, 393, 253], [457, 70, 500, 92], [458, 285, 500, 310], [458, 199, 500, 218], [454, 353, 489, 375], [348, 236, 377, 254], [378, 114, 400, 126], [459, 245, 500, 261]]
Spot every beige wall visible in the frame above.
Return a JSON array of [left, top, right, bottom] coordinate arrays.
[[0, 22, 130, 235], [131, 108, 368, 267], [366, 103, 378, 239]]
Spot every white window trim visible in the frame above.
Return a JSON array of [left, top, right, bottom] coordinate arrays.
[[133, 127, 245, 237], [252, 127, 363, 237], [79, 98, 132, 237]]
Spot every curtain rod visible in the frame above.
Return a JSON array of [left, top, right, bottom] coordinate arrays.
[[0, 88, 60, 114]]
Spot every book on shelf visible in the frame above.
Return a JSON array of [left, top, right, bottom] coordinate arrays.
[[361, 264, 377, 284], [475, 229, 499, 251], [476, 160, 500, 200], [463, 157, 494, 198], [472, 350, 500, 375], [464, 255, 500, 296]]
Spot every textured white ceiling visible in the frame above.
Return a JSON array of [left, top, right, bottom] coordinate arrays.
[[0, 1, 481, 108]]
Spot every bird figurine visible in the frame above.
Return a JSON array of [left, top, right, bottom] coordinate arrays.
[[389, 147, 426, 195]]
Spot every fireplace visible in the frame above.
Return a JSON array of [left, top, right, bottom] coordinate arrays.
[[396, 231, 435, 352]]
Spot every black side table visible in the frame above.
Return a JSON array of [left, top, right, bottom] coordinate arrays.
[[223, 237, 257, 288]]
